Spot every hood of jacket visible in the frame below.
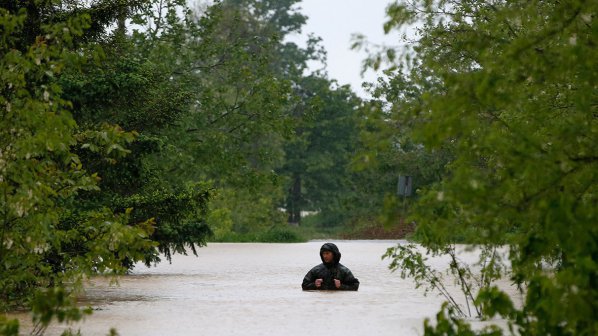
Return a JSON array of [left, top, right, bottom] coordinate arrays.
[[320, 242, 341, 265]]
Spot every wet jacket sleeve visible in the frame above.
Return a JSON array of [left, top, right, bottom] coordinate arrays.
[[302, 269, 318, 290], [339, 269, 359, 291]]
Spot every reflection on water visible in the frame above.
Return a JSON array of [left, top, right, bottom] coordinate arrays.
[[16, 241, 520, 336]]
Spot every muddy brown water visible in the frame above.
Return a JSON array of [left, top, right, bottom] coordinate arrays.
[[14, 241, 520, 335]]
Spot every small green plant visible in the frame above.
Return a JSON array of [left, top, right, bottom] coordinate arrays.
[[259, 228, 305, 243], [210, 226, 307, 243], [383, 243, 506, 319]]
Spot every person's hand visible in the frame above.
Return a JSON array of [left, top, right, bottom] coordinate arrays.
[[334, 279, 341, 289], [315, 278, 323, 288]]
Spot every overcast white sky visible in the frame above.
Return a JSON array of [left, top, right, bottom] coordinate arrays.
[[288, 0, 396, 97]]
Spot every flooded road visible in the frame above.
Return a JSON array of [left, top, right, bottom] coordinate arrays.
[[18, 241, 519, 335]]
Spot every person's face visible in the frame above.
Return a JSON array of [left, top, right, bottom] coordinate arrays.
[[322, 250, 334, 263]]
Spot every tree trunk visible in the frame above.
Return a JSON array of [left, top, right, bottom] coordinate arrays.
[[116, 4, 127, 36], [287, 174, 302, 225]]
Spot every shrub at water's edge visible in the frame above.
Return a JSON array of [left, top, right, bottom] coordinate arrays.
[[210, 227, 306, 243]]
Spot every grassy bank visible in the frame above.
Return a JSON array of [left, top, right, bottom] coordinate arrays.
[[209, 216, 415, 243]]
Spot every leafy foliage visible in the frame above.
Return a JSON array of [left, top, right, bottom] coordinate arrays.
[[60, 35, 214, 264], [352, 95, 453, 228], [1, 1, 396, 334], [371, 0, 598, 334], [280, 76, 363, 226], [383, 244, 507, 319], [0, 2, 156, 333]]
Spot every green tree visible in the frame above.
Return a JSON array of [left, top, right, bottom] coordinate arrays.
[[60, 23, 213, 265], [0, 2, 156, 333], [352, 94, 453, 229], [372, 0, 597, 334], [151, 0, 323, 237], [163, 0, 293, 237], [280, 76, 363, 226]]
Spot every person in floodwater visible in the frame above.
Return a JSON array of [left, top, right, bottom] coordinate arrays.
[[301, 242, 360, 291]]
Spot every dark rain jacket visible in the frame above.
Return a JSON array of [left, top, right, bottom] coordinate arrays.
[[301, 243, 360, 291]]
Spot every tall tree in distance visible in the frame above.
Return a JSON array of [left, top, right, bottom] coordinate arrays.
[[280, 76, 362, 226], [166, 0, 328, 237]]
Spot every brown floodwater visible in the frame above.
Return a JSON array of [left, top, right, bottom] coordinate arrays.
[[14, 241, 520, 335]]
